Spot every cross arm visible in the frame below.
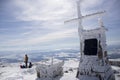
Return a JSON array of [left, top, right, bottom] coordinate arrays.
[[64, 11, 106, 24]]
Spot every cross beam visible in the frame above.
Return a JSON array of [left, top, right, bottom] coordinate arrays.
[[64, 11, 105, 24]]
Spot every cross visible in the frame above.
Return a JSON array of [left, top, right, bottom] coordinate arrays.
[[64, 0, 105, 57]]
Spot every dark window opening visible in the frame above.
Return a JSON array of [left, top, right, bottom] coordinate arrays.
[[84, 38, 98, 55]]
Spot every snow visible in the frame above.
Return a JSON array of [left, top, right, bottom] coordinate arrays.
[[56, 52, 69, 57], [112, 66, 120, 80], [0, 58, 120, 80], [61, 59, 79, 80], [110, 59, 120, 62], [0, 63, 36, 80], [0, 59, 78, 80]]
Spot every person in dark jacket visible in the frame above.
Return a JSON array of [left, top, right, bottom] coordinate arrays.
[[29, 62, 32, 68], [24, 54, 28, 68], [20, 65, 26, 68]]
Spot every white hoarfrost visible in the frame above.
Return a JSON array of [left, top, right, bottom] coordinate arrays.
[[0, 58, 79, 80], [0, 58, 120, 80], [36, 60, 64, 79]]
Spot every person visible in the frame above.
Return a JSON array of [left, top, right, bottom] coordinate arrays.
[[29, 62, 32, 68], [20, 64, 26, 68], [24, 54, 28, 68]]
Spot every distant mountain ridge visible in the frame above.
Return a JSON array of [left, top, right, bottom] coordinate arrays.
[[0, 48, 120, 63], [0, 48, 80, 63]]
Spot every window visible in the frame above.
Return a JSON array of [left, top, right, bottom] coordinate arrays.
[[84, 38, 98, 55]]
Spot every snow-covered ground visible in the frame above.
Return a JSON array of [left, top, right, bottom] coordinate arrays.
[[0, 58, 79, 80], [0, 58, 120, 80], [0, 63, 36, 80], [0, 48, 120, 80]]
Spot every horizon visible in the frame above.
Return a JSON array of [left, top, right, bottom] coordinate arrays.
[[0, 44, 119, 53], [0, 0, 120, 51]]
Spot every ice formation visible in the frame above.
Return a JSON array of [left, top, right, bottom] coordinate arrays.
[[65, 0, 115, 80], [36, 59, 64, 80]]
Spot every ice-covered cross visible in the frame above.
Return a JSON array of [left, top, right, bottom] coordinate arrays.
[[64, 0, 105, 37]]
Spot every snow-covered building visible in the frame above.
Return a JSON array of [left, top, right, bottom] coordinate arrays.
[[65, 0, 115, 80]]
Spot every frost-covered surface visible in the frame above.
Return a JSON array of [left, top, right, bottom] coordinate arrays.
[[0, 58, 79, 80], [36, 60, 64, 79], [0, 63, 36, 80], [112, 66, 120, 80], [78, 56, 115, 80], [0, 58, 120, 80], [0, 49, 120, 80]]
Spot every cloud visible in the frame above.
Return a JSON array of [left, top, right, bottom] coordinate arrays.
[[81, 0, 100, 8], [13, 0, 75, 21], [0, 0, 119, 51], [1, 29, 77, 47], [107, 40, 120, 46]]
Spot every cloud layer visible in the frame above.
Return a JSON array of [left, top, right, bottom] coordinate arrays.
[[0, 0, 119, 51]]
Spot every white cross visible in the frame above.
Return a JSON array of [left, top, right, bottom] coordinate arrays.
[[64, 0, 106, 57]]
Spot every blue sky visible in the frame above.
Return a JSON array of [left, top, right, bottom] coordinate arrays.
[[0, 0, 120, 51]]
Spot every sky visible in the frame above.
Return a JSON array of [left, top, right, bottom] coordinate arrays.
[[0, 0, 120, 51]]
